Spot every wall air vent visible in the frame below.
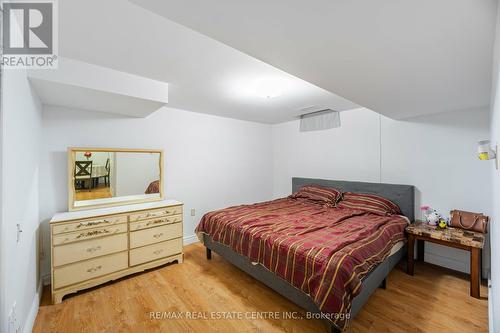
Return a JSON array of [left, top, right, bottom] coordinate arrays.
[[299, 108, 340, 132]]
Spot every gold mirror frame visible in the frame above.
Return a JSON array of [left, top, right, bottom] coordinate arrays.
[[68, 147, 164, 211]]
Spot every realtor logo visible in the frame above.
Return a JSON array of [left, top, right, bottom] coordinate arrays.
[[2, 0, 58, 68]]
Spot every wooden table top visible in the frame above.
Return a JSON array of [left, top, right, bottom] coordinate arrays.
[[406, 222, 485, 249]]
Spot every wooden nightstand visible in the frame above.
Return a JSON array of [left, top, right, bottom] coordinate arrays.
[[406, 222, 485, 299]]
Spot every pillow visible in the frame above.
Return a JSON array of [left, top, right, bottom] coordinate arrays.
[[337, 192, 401, 215], [289, 185, 342, 206]]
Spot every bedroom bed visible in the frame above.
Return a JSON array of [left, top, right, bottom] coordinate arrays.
[[196, 178, 415, 332]]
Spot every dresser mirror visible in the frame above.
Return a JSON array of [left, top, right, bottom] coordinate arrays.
[[68, 148, 164, 211]]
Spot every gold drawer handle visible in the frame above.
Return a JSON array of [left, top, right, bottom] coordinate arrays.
[[153, 249, 164, 255], [153, 232, 164, 239], [86, 265, 102, 273], [86, 245, 102, 253], [135, 210, 172, 221], [165, 219, 179, 225], [76, 219, 110, 228], [76, 229, 110, 239], [146, 219, 165, 226]]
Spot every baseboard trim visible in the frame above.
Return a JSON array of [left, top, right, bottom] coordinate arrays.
[[22, 278, 42, 333], [488, 271, 494, 333], [424, 252, 468, 274], [42, 273, 51, 286], [183, 234, 199, 245]]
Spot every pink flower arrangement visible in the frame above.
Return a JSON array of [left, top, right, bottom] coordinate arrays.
[[420, 205, 430, 211]]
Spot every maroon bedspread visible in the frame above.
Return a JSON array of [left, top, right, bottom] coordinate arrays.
[[195, 198, 408, 330]]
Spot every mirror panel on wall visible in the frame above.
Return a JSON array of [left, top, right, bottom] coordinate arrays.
[[68, 148, 163, 211]]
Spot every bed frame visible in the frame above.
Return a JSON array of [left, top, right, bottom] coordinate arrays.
[[202, 177, 415, 333]]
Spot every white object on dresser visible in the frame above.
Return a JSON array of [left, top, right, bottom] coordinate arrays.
[[50, 199, 183, 304]]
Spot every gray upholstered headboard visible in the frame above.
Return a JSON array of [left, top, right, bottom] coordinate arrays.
[[292, 177, 415, 221]]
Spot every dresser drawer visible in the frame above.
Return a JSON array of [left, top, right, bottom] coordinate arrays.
[[53, 215, 127, 235], [52, 223, 127, 246], [53, 233, 128, 267], [53, 251, 128, 289], [130, 223, 182, 248], [130, 214, 183, 231], [129, 238, 182, 266], [129, 206, 182, 222]]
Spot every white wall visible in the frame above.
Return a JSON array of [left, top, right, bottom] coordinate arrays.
[[273, 107, 491, 275], [1, 69, 42, 333], [489, 1, 500, 331], [381, 109, 491, 275], [273, 108, 381, 198], [39, 106, 273, 279]]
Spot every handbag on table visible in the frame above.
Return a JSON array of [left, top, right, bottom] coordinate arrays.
[[450, 210, 489, 233]]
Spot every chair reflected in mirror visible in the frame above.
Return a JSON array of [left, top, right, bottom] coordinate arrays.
[[93, 158, 111, 188], [104, 158, 110, 186], [74, 161, 92, 191]]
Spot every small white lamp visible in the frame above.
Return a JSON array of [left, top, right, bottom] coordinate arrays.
[[478, 140, 498, 169]]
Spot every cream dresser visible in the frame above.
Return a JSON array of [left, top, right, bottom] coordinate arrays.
[[50, 200, 183, 304]]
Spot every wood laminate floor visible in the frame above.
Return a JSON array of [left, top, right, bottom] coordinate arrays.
[[75, 186, 112, 201], [34, 243, 488, 333]]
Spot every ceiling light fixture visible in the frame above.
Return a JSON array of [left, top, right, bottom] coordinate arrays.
[[251, 78, 284, 98], [234, 77, 287, 99]]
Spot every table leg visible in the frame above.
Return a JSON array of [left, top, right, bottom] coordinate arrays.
[[417, 239, 425, 261], [407, 234, 415, 276], [206, 247, 212, 260], [470, 247, 480, 298], [480, 250, 483, 280]]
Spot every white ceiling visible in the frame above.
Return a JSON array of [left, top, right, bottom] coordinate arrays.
[[58, 0, 358, 124], [28, 58, 169, 118], [131, 0, 497, 119]]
